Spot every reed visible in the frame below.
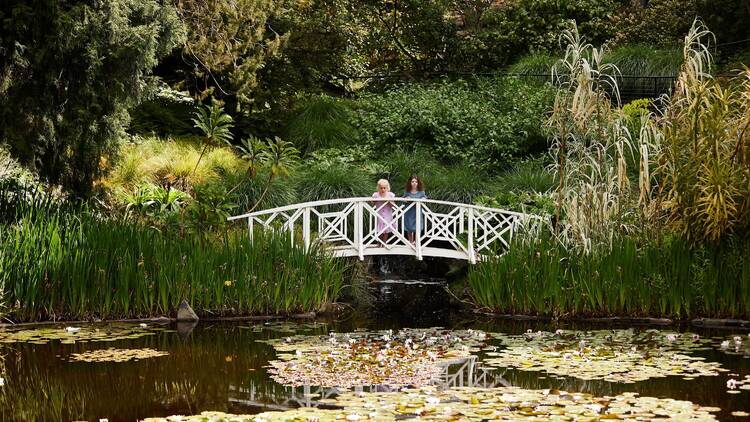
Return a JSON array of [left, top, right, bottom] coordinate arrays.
[[467, 233, 750, 319], [0, 196, 346, 321]]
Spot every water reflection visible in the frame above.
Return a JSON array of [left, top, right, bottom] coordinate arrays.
[[230, 355, 508, 411], [0, 317, 748, 421]]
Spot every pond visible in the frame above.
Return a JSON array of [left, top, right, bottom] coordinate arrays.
[[1, 281, 749, 421]]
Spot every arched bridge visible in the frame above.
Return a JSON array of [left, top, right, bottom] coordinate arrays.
[[227, 198, 542, 263]]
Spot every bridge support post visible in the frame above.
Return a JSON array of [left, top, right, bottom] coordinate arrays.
[[302, 207, 310, 252], [467, 208, 476, 264], [355, 201, 364, 260], [415, 202, 422, 260], [247, 217, 253, 244]]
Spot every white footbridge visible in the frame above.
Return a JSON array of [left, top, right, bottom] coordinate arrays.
[[228, 197, 542, 263]]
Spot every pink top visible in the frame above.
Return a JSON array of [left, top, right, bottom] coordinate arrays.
[[372, 192, 396, 233]]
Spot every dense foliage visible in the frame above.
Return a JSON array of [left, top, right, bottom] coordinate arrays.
[[353, 78, 555, 171], [0, 0, 184, 194]]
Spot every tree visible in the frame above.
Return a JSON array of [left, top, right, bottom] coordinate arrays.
[[0, 0, 184, 194], [174, 0, 287, 109]]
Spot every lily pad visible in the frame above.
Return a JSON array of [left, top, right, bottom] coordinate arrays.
[[262, 328, 486, 388], [142, 386, 721, 421], [485, 329, 726, 383], [0, 324, 163, 345], [63, 347, 169, 363]]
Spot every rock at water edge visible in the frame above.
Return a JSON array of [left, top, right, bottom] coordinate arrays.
[[177, 300, 199, 322]]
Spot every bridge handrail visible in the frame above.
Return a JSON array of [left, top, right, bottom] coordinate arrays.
[[227, 197, 545, 221]]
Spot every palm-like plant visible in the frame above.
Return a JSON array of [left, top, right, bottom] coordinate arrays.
[[247, 137, 299, 212], [234, 136, 267, 179], [191, 104, 234, 175]]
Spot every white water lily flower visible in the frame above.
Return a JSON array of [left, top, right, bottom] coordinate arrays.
[[666, 334, 677, 342], [555, 329, 564, 336], [139, 323, 147, 328], [721, 340, 730, 349], [426, 396, 440, 406], [345, 414, 360, 421], [0, 377, 4, 386], [587, 403, 603, 413], [728, 379, 738, 389], [65, 327, 81, 333], [691, 334, 700, 340]]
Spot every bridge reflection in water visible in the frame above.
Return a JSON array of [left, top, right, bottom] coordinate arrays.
[[228, 356, 509, 411], [228, 197, 543, 263]]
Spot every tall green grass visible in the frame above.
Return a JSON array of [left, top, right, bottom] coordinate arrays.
[[467, 234, 750, 319], [0, 196, 346, 321]]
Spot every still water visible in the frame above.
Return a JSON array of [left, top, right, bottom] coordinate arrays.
[[0, 281, 749, 421]]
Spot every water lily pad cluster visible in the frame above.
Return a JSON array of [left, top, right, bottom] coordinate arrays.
[[262, 328, 486, 388], [485, 329, 726, 383], [63, 347, 169, 363], [142, 386, 720, 421], [0, 324, 162, 345]]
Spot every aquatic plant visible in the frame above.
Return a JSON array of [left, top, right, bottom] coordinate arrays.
[[64, 348, 169, 363], [467, 233, 750, 319], [0, 324, 164, 344], [261, 328, 486, 388], [485, 329, 725, 383], [0, 199, 346, 321], [141, 386, 721, 421]]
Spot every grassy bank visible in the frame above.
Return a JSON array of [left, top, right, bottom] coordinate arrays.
[[0, 199, 346, 322], [467, 235, 750, 319]]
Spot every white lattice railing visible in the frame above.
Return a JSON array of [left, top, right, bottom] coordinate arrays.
[[227, 197, 543, 263]]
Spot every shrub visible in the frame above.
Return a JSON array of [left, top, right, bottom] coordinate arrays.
[[293, 163, 371, 203], [495, 160, 556, 194], [286, 95, 358, 154], [353, 78, 555, 171], [105, 135, 244, 199], [374, 149, 501, 203]]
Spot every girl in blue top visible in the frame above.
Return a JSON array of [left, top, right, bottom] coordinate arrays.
[[403, 175, 427, 243]]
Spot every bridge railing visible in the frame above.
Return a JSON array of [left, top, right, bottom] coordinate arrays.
[[228, 197, 544, 262]]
